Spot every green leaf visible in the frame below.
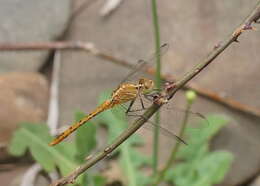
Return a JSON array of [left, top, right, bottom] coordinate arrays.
[[129, 149, 151, 167], [172, 151, 233, 186], [8, 123, 78, 176], [119, 143, 150, 186], [75, 112, 97, 163], [92, 174, 106, 186], [84, 173, 106, 186], [176, 115, 229, 160], [186, 114, 229, 143], [196, 151, 233, 184], [166, 151, 233, 186], [120, 143, 138, 186], [164, 115, 233, 186]]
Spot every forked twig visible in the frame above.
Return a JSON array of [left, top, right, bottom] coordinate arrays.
[[50, 2, 260, 185]]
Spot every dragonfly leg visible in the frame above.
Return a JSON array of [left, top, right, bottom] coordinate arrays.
[[126, 99, 136, 114], [118, 103, 145, 114], [126, 87, 146, 114], [139, 94, 145, 110], [126, 96, 147, 114]]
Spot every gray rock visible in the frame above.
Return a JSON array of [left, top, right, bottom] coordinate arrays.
[[0, 72, 49, 161], [0, 0, 71, 73], [59, 0, 260, 185]]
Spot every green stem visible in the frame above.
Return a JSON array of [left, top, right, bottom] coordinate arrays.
[[151, 0, 162, 175], [155, 102, 192, 184], [121, 143, 137, 186]]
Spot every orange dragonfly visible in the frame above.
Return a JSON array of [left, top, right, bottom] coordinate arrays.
[[49, 44, 168, 146]]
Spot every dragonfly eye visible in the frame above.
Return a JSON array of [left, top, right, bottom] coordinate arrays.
[[149, 80, 154, 89], [144, 79, 154, 90], [139, 78, 154, 90]]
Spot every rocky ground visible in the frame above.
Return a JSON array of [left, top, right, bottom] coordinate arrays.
[[0, 0, 260, 186]]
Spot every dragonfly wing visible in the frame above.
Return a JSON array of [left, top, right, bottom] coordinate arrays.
[[124, 99, 208, 144], [119, 59, 148, 84], [109, 92, 207, 145], [110, 102, 131, 121], [125, 112, 187, 144], [116, 94, 187, 144], [120, 43, 169, 84], [144, 119, 187, 145], [162, 104, 210, 130]]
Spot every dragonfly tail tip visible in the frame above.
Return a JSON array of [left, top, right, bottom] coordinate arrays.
[[48, 141, 56, 146]]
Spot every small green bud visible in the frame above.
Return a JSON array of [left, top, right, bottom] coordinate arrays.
[[186, 90, 197, 104]]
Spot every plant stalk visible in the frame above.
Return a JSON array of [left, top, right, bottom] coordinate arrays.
[[151, 0, 162, 175], [155, 101, 192, 184]]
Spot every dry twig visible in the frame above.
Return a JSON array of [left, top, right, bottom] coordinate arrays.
[[49, 1, 260, 185]]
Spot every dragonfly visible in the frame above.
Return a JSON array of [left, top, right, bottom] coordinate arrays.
[[49, 44, 206, 146], [49, 44, 169, 146]]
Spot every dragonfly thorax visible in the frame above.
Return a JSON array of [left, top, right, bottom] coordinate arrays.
[[138, 78, 154, 92]]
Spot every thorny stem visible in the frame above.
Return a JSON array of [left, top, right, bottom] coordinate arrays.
[[151, 0, 162, 175], [50, 2, 260, 186]]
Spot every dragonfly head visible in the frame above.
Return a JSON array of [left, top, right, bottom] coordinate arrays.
[[139, 78, 154, 92]]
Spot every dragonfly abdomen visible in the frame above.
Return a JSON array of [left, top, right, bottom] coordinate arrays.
[[49, 100, 114, 146]]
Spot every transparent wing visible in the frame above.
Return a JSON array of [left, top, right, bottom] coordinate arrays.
[[110, 87, 209, 145], [162, 104, 209, 130], [158, 104, 209, 145], [120, 43, 169, 84], [111, 95, 184, 143], [121, 96, 208, 144], [130, 114, 188, 145], [110, 102, 130, 121]]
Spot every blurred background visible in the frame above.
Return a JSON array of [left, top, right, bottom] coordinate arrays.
[[0, 0, 260, 186]]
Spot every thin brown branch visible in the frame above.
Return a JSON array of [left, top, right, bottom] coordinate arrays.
[[0, 41, 88, 51], [50, 1, 260, 185], [0, 40, 260, 118], [0, 41, 133, 68]]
